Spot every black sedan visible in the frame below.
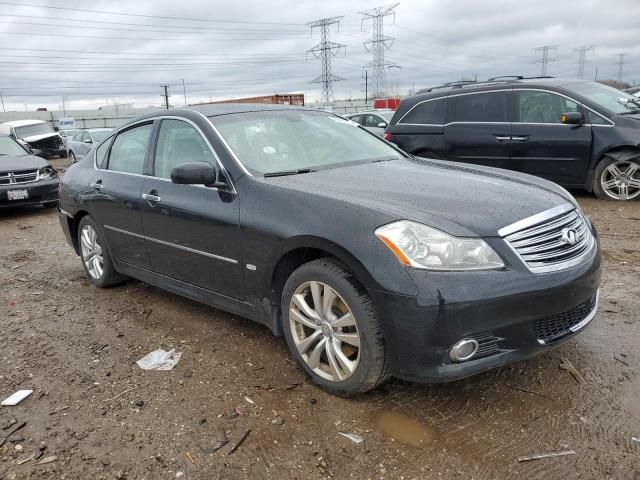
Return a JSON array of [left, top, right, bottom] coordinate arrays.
[[0, 134, 59, 208], [57, 105, 601, 396]]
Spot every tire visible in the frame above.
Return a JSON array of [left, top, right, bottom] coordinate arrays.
[[68, 150, 76, 163], [281, 258, 389, 396], [43, 201, 58, 209], [77, 215, 126, 288], [592, 152, 640, 201]]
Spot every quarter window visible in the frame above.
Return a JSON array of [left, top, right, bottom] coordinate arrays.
[[154, 119, 217, 179], [95, 136, 113, 169], [401, 98, 447, 124], [454, 92, 507, 123], [107, 123, 152, 175], [587, 110, 608, 125], [517, 91, 579, 124]]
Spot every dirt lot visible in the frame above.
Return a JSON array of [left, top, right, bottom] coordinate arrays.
[[1, 160, 639, 479]]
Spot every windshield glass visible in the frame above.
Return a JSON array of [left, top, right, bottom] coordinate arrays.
[[62, 129, 79, 137], [565, 82, 640, 114], [210, 110, 404, 175], [14, 122, 54, 138], [0, 136, 28, 156], [91, 130, 111, 142]]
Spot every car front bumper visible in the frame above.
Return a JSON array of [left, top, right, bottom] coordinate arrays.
[[370, 239, 601, 383], [0, 178, 59, 208]]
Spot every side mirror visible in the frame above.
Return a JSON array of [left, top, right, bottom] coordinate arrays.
[[377, 122, 387, 128], [171, 161, 226, 188], [560, 112, 584, 125]]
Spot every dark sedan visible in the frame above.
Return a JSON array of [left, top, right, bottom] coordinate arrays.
[[57, 105, 601, 396], [0, 134, 59, 208]]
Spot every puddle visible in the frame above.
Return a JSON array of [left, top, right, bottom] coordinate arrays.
[[375, 411, 435, 448]]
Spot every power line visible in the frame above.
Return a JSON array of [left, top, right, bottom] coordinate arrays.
[[360, 3, 399, 99], [573, 45, 595, 79], [534, 45, 558, 76], [306, 16, 346, 105]]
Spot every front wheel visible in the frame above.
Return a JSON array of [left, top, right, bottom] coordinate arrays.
[[592, 154, 640, 201], [281, 259, 389, 396], [68, 150, 76, 163], [77, 216, 126, 287]]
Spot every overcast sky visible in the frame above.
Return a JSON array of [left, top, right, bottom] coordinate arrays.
[[1, 0, 639, 111]]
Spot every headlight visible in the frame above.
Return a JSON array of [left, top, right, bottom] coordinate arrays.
[[38, 166, 56, 180], [375, 220, 504, 271]]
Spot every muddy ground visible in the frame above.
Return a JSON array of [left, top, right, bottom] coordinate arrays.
[[1, 158, 639, 479]]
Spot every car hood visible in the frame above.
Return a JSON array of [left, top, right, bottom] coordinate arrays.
[[0, 154, 48, 172], [21, 132, 60, 143], [264, 157, 572, 237]]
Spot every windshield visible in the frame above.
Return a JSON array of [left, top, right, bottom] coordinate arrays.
[[565, 82, 640, 114], [210, 110, 404, 175], [14, 122, 54, 138], [0, 136, 28, 156], [62, 129, 79, 137], [91, 130, 111, 142]]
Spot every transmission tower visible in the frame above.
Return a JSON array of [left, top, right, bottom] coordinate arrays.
[[360, 3, 399, 99], [306, 16, 346, 106], [534, 45, 557, 76], [616, 53, 627, 83], [573, 45, 595, 79]]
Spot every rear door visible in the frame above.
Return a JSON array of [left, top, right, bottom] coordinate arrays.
[[140, 118, 244, 299], [510, 89, 592, 185], [444, 90, 512, 169]]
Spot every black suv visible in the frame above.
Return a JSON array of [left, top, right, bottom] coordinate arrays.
[[386, 77, 640, 201]]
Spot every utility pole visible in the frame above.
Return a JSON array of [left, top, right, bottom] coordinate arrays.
[[0, 92, 5, 113], [573, 45, 595, 79], [306, 16, 346, 106], [61, 95, 67, 115], [365, 70, 368, 102], [181, 79, 187, 106], [161, 85, 170, 109], [360, 3, 399, 99], [534, 45, 558, 76], [616, 53, 626, 83]]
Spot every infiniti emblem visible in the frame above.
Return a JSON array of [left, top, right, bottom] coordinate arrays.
[[561, 228, 579, 246]]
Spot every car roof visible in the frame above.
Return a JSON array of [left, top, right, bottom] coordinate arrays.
[[86, 128, 113, 131], [346, 110, 393, 116], [1, 119, 47, 127]]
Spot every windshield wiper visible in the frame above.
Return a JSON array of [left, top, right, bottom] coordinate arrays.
[[263, 168, 315, 178]]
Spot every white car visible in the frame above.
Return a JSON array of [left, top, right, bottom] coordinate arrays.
[[343, 110, 395, 136], [0, 120, 66, 159]]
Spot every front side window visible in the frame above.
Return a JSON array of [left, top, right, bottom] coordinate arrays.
[[210, 110, 404, 176], [517, 91, 579, 123], [107, 123, 152, 175], [400, 98, 447, 124], [364, 114, 385, 128], [154, 120, 217, 179], [349, 115, 363, 125], [454, 92, 507, 123], [81, 131, 91, 143]]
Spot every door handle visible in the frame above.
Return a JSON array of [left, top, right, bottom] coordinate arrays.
[[511, 136, 529, 142], [90, 180, 103, 190], [142, 192, 161, 204], [494, 136, 511, 142]]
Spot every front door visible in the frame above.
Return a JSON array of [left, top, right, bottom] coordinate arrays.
[[140, 118, 244, 299], [510, 89, 592, 185], [444, 90, 512, 169]]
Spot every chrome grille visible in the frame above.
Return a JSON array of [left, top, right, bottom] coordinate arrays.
[[0, 169, 39, 185], [499, 204, 594, 273]]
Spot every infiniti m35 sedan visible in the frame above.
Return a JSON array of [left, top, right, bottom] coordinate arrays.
[[58, 105, 601, 396]]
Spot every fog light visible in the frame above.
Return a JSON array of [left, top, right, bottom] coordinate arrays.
[[449, 338, 479, 362]]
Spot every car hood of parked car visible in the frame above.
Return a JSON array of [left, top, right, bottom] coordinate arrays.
[[21, 132, 60, 143], [263, 157, 572, 237], [0, 154, 49, 172]]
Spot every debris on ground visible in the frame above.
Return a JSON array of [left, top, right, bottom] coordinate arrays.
[[517, 450, 576, 462], [17, 453, 35, 465], [2, 389, 33, 406], [49, 405, 69, 415], [0, 421, 26, 447], [225, 407, 242, 419], [272, 417, 285, 426], [200, 429, 229, 454], [614, 353, 630, 366], [228, 429, 251, 455], [244, 396, 255, 405], [136, 349, 182, 370], [36, 455, 58, 465], [632, 437, 640, 443], [338, 432, 364, 444], [560, 358, 585, 383], [104, 386, 137, 402], [185, 451, 196, 464]]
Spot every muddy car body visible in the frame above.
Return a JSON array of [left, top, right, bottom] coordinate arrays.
[[57, 105, 601, 395], [0, 120, 66, 159]]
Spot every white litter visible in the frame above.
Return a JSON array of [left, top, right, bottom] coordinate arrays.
[[136, 349, 182, 370], [632, 437, 640, 443], [338, 432, 364, 444], [244, 396, 255, 405], [1, 390, 33, 406]]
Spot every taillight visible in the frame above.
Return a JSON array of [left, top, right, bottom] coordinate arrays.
[[384, 132, 392, 141]]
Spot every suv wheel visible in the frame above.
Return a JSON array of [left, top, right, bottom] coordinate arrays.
[[77, 216, 126, 287], [593, 154, 640, 201], [281, 258, 389, 396]]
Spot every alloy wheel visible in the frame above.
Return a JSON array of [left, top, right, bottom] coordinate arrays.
[[288, 281, 361, 382], [80, 224, 104, 280], [600, 160, 640, 200]]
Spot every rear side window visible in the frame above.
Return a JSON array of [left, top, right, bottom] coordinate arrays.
[[107, 124, 152, 175], [400, 98, 447, 124], [454, 92, 508, 122]]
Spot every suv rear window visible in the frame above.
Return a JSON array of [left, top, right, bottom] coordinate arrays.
[[400, 98, 446, 124], [454, 92, 508, 122]]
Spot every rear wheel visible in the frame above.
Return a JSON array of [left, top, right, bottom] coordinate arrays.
[[593, 154, 640, 201], [281, 258, 389, 396], [77, 216, 126, 287], [68, 150, 76, 163]]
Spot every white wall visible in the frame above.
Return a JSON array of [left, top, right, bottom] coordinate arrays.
[[0, 107, 163, 130]]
